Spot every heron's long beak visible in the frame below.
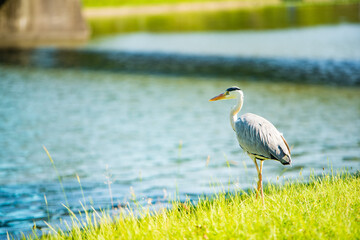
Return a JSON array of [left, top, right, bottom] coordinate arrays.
[[209, 93, 227, 101]]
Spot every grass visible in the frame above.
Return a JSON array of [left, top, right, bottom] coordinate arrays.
[[23, 171, 360, 240], [82, 0, 277, 8], [83, 0, 360, 36], [81, 0, 360, 8]]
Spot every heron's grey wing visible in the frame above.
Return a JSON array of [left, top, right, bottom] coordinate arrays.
[[235, 113, 291, 165]]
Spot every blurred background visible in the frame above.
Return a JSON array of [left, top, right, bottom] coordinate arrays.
[[0, 0, 359, 238]]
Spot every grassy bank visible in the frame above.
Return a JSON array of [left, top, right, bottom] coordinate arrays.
[[82, 0, 360, 8], [83, 0, 360, 36], [82, 0, 279, 8], [24, 171, 360, 239]]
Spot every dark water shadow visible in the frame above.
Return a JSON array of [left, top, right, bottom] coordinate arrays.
[[0, 48, 359, 86]]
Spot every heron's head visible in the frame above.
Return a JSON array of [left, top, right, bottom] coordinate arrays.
[[209, 86, 242, 101]]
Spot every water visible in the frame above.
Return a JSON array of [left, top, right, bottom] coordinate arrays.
[[0, 65, 359, 238], [1, 25, 360, 86], [1, 23, 360, 238], [86, 24, 360, 60]]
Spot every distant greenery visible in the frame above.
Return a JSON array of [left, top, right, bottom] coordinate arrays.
[[82, 0, 360, 7], [25, 171, 360, 239], [82, 0, 273, 8], [87, 2, 360, 36]]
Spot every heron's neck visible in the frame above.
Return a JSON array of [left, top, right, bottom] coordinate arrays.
[[230, 92, 243, 131]]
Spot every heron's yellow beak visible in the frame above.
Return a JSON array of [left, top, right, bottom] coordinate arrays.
[[209, 93, 226, 101], [209, 92, 235, 101]]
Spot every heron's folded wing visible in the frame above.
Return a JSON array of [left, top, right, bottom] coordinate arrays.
[[235, 113, 290, 162]]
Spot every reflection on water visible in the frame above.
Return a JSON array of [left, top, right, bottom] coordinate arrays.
[[87, 3, 360, 36], [0, 66, 359, 237], [86, 24, 360, 60]]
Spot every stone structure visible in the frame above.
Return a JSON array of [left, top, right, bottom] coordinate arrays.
[[0, 0, 89, 47]]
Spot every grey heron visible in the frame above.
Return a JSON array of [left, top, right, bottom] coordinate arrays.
[[209, 86, 291, 202]]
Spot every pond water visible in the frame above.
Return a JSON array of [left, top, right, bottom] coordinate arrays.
[[86, 24, 360, 60], [1, 23, 360, 238]]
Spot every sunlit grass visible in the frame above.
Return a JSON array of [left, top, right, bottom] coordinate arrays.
[[82, 0, 276, 8], [84, 0, 360, 36], [43, 146, 69, 207], [23, 171, 360, 240], [82, 0, 360, 8]]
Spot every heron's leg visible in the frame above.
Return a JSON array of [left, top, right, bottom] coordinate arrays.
[[252, 157, 260, 199], [259, 161, 264, 205]]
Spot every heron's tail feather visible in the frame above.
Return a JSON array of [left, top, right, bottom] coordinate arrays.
[[280, 154, 291, 165]]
